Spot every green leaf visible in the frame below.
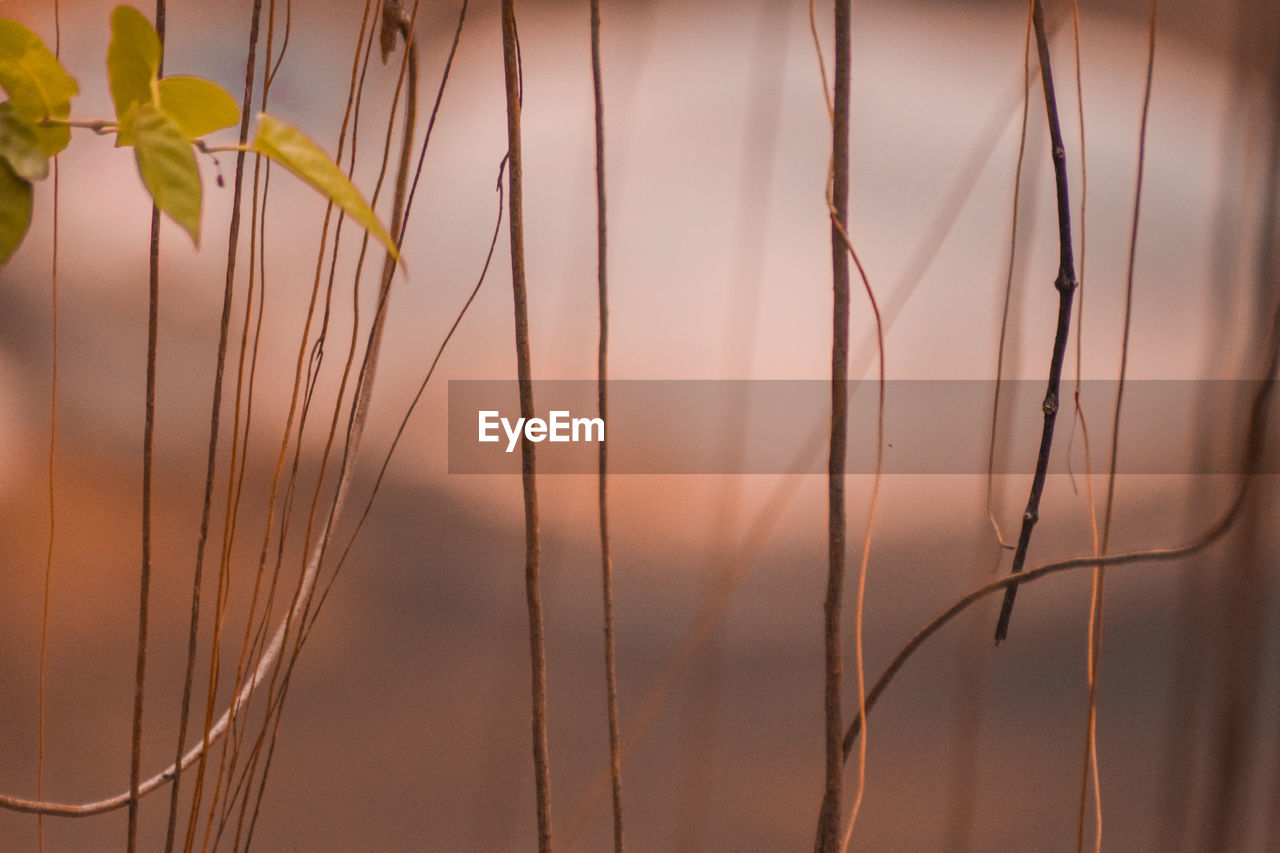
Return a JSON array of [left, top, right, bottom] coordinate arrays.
[[124, 102, 200, 245], [0, 158, 33, 266], [157, 75, 238, 139], [0, 19, 79, 156], [0, 104, 48, 180], [251, 113, 399, 263], [107, 6, 160, 140]]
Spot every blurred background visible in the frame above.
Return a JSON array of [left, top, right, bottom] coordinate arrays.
[[0, 0, 1278, 848]]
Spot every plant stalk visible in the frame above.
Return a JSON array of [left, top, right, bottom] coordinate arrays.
[[500, 2, 553, 850], [993, 0, 1079, 643]]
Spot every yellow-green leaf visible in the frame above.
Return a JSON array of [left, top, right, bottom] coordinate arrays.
[[0, 104, 48, 181], [0, 19, 79, 156], [251, 113, 399, 263], [0, 158, 33, 266], [107, 6, 160, 138], [125, 102, 200, 245], [157, 75, 238, 139]]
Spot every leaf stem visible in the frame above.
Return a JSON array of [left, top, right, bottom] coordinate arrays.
[[40, 118, 118, 134], [196, 141, 252, 154]]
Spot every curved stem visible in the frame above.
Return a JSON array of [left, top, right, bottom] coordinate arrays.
[[840, 338, 1278, 763], [993, 0, 1080, 643]]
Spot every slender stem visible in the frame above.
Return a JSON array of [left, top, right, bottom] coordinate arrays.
[[842, 494, 1241, 758], [39, 118, 117, 134], [993, 0, 1079, 643], [817, 0, 852, 847], [37, 13, 63, 852], [163, 1, 263, 850], [196, 142, 253, 155], [35, 10, 66, 848], [1066, 0, 1104, 849], [1080, 1, 1156, 849], [128, 4, 164, 846], [500, 3, 552, 849], [37, 88, 60, 853], [589, 0, 624, 849]]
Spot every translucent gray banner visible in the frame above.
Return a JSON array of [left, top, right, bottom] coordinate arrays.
[[447, 380, 1275, 475]]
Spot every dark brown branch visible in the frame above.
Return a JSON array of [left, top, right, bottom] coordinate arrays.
[[993, 0, 1079, 643]]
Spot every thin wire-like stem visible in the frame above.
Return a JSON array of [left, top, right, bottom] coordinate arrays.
[[1099, 1, 1158, 596], [993, 0, 1080, 642], [37, 6, 61, 845], [1076, 408, 1103, 851], [817, 0, 852, 846], [829, 216, 884, 853], [209, 6, 338, 838], [808, 45, 886, 849], [589, 0, 624, 849], [190, 4, 284, 840], [37, 160, 56, 853], [163, 3, 263, 850], [312, 153, 505, 646], [500, 3, 552, 848], [1065, 0, 1104, 849], [839, 489, 1245, 758], [183, 107, 266, 852], [128, 6, 165, 847], [1077, 5, 1156, 847]]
